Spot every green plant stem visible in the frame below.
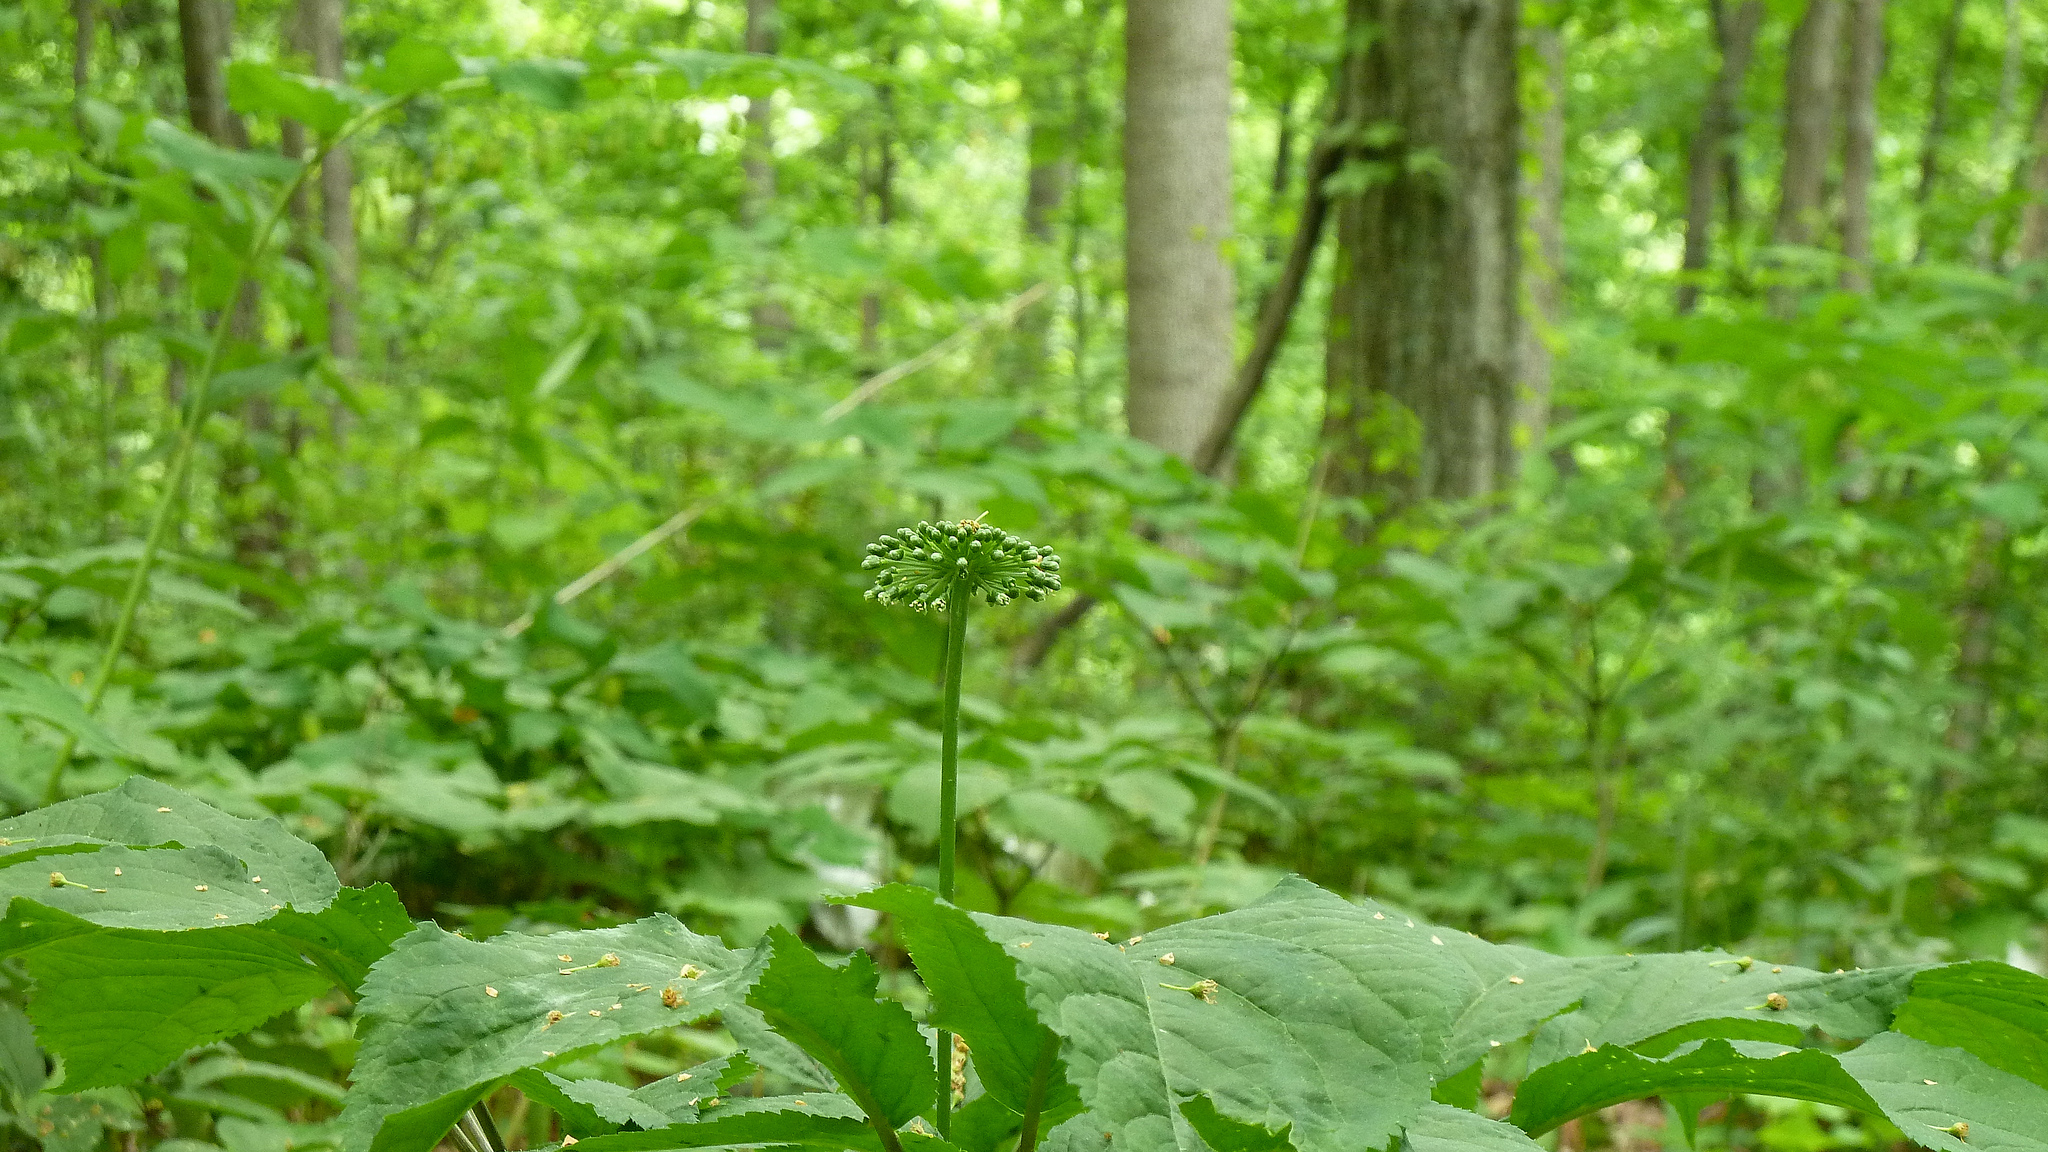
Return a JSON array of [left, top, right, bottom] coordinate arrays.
[[40, 90, 424, 806], [934, 585, 969, 1139]]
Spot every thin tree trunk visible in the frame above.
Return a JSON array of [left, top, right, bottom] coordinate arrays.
[[1945, 521, 2004, 766], [303, 0, 357, 380], [1772, 0, 1844, 251], [1195, 130, 1340, 474], [1324, 0, 1520, 503], [75, 0, 119, 534], [1910, 0, 1966, 260], [1839, 0, 1884, 291], [177, 0, 248, 149], [742, 0, 791, 346], [1520, 21, 1565, 451], [2019, 84, 2048, 262], [861, 76, 898, 358], [1123, 0, 1236, 463], [1264, 87, 1297, 265], [1010, 116, 1070, 388], [1677, 0, 1762, 314]]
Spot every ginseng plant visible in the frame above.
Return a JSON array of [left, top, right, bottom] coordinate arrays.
[[860, 517, 1060, 1137]]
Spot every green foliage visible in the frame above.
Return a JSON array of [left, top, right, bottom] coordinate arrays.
[[0, 780, 2034, 1152]]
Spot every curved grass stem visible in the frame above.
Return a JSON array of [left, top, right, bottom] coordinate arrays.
[[40, 87, 449, 805]]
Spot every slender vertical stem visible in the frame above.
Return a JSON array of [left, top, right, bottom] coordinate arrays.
[[934, 585, 968, 1139], [42, 90, 422, 805]]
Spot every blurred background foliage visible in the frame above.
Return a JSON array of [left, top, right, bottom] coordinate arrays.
[[5, 0, 2048, 1147]]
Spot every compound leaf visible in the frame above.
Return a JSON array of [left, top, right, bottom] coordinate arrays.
[[847, 885, 1078, 1125], [745, 925, 934, 1130]]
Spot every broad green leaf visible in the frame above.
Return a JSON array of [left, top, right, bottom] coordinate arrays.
[[745, 925, 934, 1129], [1839, 1031, 2048, 1152], [489, 60, 585, 109], [1525, 954, 1920, 1069], [0, 1002, 44, 1105], [846, 886, 1079, 1126], [1177, 1096, 1292, 1152], [21, 884, 411, 1089], [1889, 961, 2048, 1092], [1400, 1104, 1545, 1152], [0, 658, 125, 758], [537, 1053, 756, 1131], [225, 62, 358, 135], [1509, 1038, 1880, 1135], [995, 791, 1111, 867], [1101, 771, 1195, 838], [363, 38, 461, 96], [0, 776, 338, 919], [567, 1095, 881, 1152], [144, 119, 302, 184], [341, 916, 750, 1152], [985, 878, 1555, 1152]]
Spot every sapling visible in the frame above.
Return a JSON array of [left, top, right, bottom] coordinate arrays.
[[862, 517, 1060, 1136]]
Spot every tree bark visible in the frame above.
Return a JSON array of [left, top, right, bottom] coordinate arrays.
[[1677, 0, 1762, 314], [1323, 0, 1520, 503], [2019, 83, 2048, 262], [1772, 0, 1843, 252], [177, 0, 247, 149], [1910, 0, 1966, 260], [302, 0, 357, 369], [1839, 0, 1884, 291], [1123, 0, 1236, 463], [1520, 20, 1565, 450], [743, 0, 791, 346]]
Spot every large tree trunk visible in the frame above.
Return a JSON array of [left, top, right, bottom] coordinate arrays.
[[1772, 0, 1844, 252], [1123, 0, 1235, 463], [1323, 0, 1520, 503], [1676, 0, 1762, 314], [1839, 0, 1884, 291], [1520, 20, 1565, 449], [742, 0, 791, 346]]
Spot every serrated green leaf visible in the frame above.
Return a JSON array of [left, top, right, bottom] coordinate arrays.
[[846, 886, 1079, 1127], [1510, 1038, 1880, 1135], [341, 916, 749, 1152], [1526, 954, 1920, 1069], [0, 777, 337, 917], [20, 884, 411, 1090], [1401, 1103, 1546, 1152], [982, 878, 1544, 1152], [568, 1095, 881, 1152], [746, 925, 934, 1130], [1889, 961, 2048, 1092], [536, 1053, 758, 1132], [1840, 1031, 2048, 1152], [1177, 1096, 1292, 1152]]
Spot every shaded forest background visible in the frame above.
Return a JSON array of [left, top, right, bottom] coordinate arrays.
[[5, 0, 2048, 1142]]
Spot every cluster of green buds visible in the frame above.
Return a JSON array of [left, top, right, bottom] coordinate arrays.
[[862, 519, 1061, 611]]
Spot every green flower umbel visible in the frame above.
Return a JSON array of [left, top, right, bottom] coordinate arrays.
[[861, 519, 1061, 611]]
